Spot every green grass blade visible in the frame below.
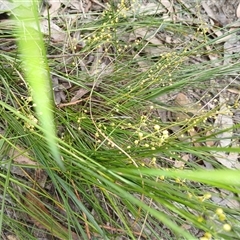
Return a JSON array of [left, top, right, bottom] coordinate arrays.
[[11, 0, 64, 170]]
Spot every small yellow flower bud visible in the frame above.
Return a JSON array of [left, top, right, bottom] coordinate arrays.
[[154, 125, 160, 131], [203, 193, 211, 200], [223, 223, 231, 232], [162, 130, 169, 136], [216, 208, 224, 215], [151, 157, 156, 163], [138, 132, 143, 138], [219, 214, 226, 221], [197, 216, 204, 223], [204, 232, 212, 239], [134, 140, 139, 145]]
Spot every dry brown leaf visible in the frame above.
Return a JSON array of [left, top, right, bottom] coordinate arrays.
[[52, 77, 66, 105], [52, 77, 72, 105], [182, 154, 189, 162], [201, 1, 218, 22], [174, 155, 189, 169], [212, 152, 234, 169], [91, 0, 106, 10], [203, 160, 214, 169], [229, 21, 240, 28], [236, 3, 240, 18], [173, 93, 191, 121], [227, 88, 240, 95], [40, 20, 67, 43], [212, 96, 237, 168], [176, 0, 196, 15], [124, 2, 165, 17], [205, 130, 215, 147], [135, 55, 150, 72], [0, 146, 38, 181], [205, 45, 219, 62], [137, 2, 165, 15], [175, 93, 192, 107], [217, 11, 228, 26], [223, 31, 240, 65], [174, 160, 185, 169], [9, 146, 37, 165], [201, 1, 227, 27], [69, 0, 92, 14], [143, 45, 169, 57], [71, 88, 89, 102], [70, 0, 82, 11], [214, 102, 233, 148], [130, 27, 163, 45], [211, 189, 240, 209], [6, 236, 19, 240], [54, 90, 66, 105], [161, 0, 173, 13], [7, 147, 47, 188], [181, 223, 192, 230], [215, 28, 237, 44], [42, 0, 61, 17], [188, 128, 201, 147], [174, 93, 201, 121], [90, 58, 112, 76], [228, 142, 240, 169]]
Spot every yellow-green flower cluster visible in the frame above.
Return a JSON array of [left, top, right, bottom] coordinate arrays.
[[215, 208, 226, 221], [116, 0, 130, 18], [143, 51, 185, 88], [197, 192, 212, 202], [198, 207, 232, 239], [196, 21, 209, 37], [135, 126, 169, 149], [90, 106, 171, 153], [24, 114, 38, 131], [87, 23, 115, 45], [215, 208, 232, 231], [200, 232, 212, 240]]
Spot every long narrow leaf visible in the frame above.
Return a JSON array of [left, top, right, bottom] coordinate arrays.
[[11, 0, 64, 169]]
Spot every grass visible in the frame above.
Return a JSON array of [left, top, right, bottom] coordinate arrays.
[[0, 1, 240, 239]]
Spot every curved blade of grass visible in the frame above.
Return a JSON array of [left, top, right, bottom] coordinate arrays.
[[11, 1, 64, 170], [115, 168, 240, 188]]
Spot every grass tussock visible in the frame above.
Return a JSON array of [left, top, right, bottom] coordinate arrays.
[[0, 1, 240, 239]]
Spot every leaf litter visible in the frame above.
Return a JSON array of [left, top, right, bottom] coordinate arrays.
[[1, 0, 240, 239]]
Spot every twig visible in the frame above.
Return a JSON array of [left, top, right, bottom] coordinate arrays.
[[91, 0, 107, 9], [57, 98, 88, 108]]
